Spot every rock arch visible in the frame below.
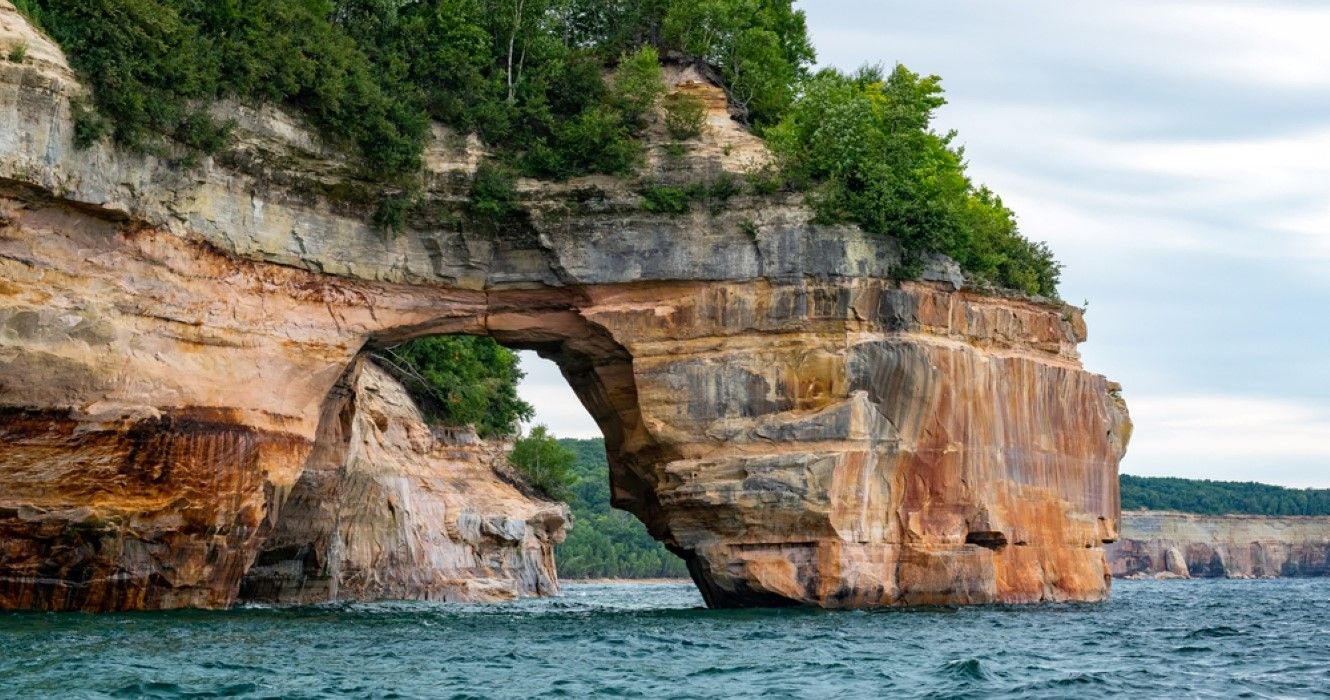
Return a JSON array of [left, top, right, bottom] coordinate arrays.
[[0, 1, 1130, 610]]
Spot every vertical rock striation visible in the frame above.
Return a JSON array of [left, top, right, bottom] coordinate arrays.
[[239, 360, 566, 604], [561, 280, 1131, 607], [1108, 511, 1330, 579], [0, 1, 1130, 610]]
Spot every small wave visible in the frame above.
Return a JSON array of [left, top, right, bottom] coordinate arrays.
[[687, 664, 763, 678], [1185, 626, 1243, 640], [940, 658, 993, 681], [1017, 671, 1112, 692], [1046, 672, 1108, 687], [111, 681, 261, 698], [1173, 645, 1214, 654]]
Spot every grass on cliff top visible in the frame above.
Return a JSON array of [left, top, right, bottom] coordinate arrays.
[[15, 0, 1061, 297]]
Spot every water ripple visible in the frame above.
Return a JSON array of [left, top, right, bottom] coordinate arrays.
[[3, 580, 1330, 698]]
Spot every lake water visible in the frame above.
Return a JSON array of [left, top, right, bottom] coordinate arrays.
[[3, 579, 1329, 698]]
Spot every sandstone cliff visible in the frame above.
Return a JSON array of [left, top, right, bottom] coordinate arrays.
[[239, 359, 566, 604], [1108, 511, 1330, 579], [0, 2, 1130, 610]]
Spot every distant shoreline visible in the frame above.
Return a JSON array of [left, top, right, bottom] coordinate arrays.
[[564, 578, 691, 585]]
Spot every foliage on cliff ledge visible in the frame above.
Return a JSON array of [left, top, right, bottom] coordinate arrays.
[[769, 65, 1061, 296], [376, 336, 533, 438], [507, 425, 577, 502], [1121, 475, 1330, 517], [17, 0, 809, 178], [17, 0, 1062, 296]]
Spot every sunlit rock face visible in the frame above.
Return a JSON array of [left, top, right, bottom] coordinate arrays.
[[238, 360, 566, 604], [591, 280, 1131, 607], [0, 1, 1130, 610], [1107, 512, 1330, 579]]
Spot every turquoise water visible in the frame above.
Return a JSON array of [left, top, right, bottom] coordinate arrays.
[[3, 579, 1329, 698]]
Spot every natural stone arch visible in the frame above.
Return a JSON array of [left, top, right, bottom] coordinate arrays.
[[0, 198, 1130, 610], [0, 2, 1131, 611]]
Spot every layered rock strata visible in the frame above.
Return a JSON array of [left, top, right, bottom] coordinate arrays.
[[0, 2, 1130, 610], [1108, 511, 1330, 579], [238, 360, 566, 604]]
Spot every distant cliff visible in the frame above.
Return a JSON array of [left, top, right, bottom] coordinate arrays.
[[1108, 511, 1330, 579]]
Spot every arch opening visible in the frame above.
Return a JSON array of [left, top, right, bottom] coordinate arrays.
[[238, 302, 690, 604]]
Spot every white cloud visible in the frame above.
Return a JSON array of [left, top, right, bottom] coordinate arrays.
[[1146, 3, 1330, 89], [517, 352, 601, 439], [1124, 394, 1330, 487]]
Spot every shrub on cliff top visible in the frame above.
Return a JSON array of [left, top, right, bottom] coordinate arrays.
[[663, 92, 707, 141], [22, 0, 424, 172], [768, 64, 1061, 297], [15, 1, 813, 176], [16, 0, 1062, 297]]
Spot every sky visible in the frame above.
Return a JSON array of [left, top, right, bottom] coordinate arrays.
[[518, 0, 1330, 487]]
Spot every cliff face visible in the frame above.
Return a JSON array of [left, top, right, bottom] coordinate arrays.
[[239, 360, 566, 604], [1108, 511, 1330, 579], [0, 3, 1131, 610]]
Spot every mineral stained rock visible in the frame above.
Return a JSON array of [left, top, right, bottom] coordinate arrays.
[[238, 360, 567, 604], [0, 2, 1130, 610], [1108, 511, 1330, 579]]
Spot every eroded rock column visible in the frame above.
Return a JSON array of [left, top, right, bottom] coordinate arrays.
[[239, 360, 567, 604], [559, 280, 1131, 607]]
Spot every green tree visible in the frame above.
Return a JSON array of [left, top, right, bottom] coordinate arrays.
[[661, 0, 813, 126], [19, 0, 1062, 297], [769, 64, 1061, 296], [509, 425, 577, 501], [1121, 475, 1330, 516], [555, 438, 689, 579], [610, 45, 666, 128], [25, 0, 425, 172], [378, 336, 533, 438]]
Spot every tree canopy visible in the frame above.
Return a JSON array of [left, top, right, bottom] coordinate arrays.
[[1121, 475, 1330, 517], [17, 0, 811, 178], [768, 65, 1061, 296], [556, 438, 688, 579], [507, 425, 577, 501], [17, 0, 1064, 295], [377, 336, 533, 438]]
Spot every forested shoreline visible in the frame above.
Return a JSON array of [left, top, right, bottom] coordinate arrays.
[[556, 439, 688, 579], [1121, 475, 1330, 517]]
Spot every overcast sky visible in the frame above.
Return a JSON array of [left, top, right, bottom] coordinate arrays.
[[519, 0, 1330, 487]]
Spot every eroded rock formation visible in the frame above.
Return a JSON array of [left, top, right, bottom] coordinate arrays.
[[239, 359, 566, 604], [1108, 511, 1330, 579], [0, 2, 1130, 610]]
